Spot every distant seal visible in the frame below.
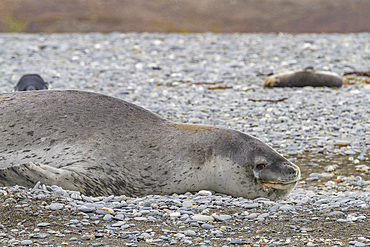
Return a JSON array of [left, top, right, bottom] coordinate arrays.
[[14, 74, 48, 91], [0, 90, 300, 200], [264, 68, 343, 87]]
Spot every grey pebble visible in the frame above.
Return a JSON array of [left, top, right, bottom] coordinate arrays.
[[243, 203, 259, 209], [324, 211, 345, 217], [78, 205, 96, 213], [247, 213, 259, 219], [355, 242, 366, 247], [36, 223, 51, 227], [53, 187, 67, 196], [185, 229, 197, 236], [230, 239, 243, 244], [49, 202, 64, 210], [211, 230, 223, 237], [32, 233, 50, 239], [350, 241, 366, 247], [20, 240, 32, 246], [279, 205, 293, 211], [212, 214, 232, 221], [134, 217, 147, 221], [111, 221, 126, 227], [103, 215, 113, 221], [81, 234, 92, 240], [201, 223, 215, 230], [92, 243, 103, 246], [71, 192, 82, 200], [192, 214, 214, 221], [337, 219, 348, 223]]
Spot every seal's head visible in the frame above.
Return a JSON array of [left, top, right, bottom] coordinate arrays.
[[193, 128, 301, 200], [14, 74, 48, 91], [252, 156, 300, 200]]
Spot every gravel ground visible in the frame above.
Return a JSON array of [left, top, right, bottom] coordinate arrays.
[[0, 33, 369, 246]]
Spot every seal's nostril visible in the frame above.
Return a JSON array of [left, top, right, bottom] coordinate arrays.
[[256, 164, 266, 170]]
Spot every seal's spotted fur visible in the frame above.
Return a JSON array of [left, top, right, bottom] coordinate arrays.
[[0, 90, 300, 199]]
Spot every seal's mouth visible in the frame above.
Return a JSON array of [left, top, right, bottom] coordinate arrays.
[[261, 181, 298, 191]]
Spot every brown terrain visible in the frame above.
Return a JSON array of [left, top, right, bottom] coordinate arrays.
[[0, 0, 369, 33]]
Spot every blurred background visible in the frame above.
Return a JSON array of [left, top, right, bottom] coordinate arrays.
[[0, 0, 369, 33]]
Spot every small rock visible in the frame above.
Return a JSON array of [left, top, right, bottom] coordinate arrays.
[[37, 222, 51, 227], [70, 192, 82, 200], [49, 202, 64, 210], [134, 217, 148, 221], [324, 211, 345, 217], [184, 230, 197, 236], [103, 214, 113, 221], [78, 205, 96, 213], [197, 190, 213, 196], [201, 223, 215, 230], [111, 221, 126, 227], [20, 240, 32, 246], [246, 213, 259, 219], [92, 243, 103, 246], [212, 214, 232, 221], [242, 203, 259, 209], [182, 200, 193, 208], [81, 234, 93, 240], [345, 149, 357, 155], [169, 212, 181, 217], [337, 219, 348, 223], [192, 214, 214, 222], [230, 239, 243, 244], [354, 241, 366, 247], [32, 233, 50, 239]]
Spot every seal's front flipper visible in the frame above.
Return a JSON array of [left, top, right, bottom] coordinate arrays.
[[0, 163, 81, 191]]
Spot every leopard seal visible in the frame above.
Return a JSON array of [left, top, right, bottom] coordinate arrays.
[[14, 74, 48, 91], [0, 90, 300, 200], [264, 68, 343, 87]]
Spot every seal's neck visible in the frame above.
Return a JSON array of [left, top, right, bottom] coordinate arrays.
[[179, 156, 249, 195]]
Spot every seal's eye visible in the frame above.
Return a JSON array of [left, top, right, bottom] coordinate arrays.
[[256, 164, 266, 170]]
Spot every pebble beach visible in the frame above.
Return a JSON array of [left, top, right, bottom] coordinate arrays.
[[0, 33, 369, 246]]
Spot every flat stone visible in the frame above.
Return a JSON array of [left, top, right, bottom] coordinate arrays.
[[78, 206, 96, 213], [32, 233, 50, 239], [49, 202, 64, 210], [37, 223, 51, 227], [354, 242, 366, 247], [182, 200, 193, 208], [243, 203, 259, 209], [212, 214, 232, 221], [184, 230, 196, 236], [192, 214, 214, 222], [201, 223, 215, 230], [345, 150, 357, 155], [324, 211, 345, 217], [169, 212, 181, 217], [134, 217, 148, 221], [197, 190, 212, 196], [111, 221, 126, 227], [103, 214, 113, 221], [337, 219, 348, 223], [20, 240, 32, 246], [247, 213, 259, 219]]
